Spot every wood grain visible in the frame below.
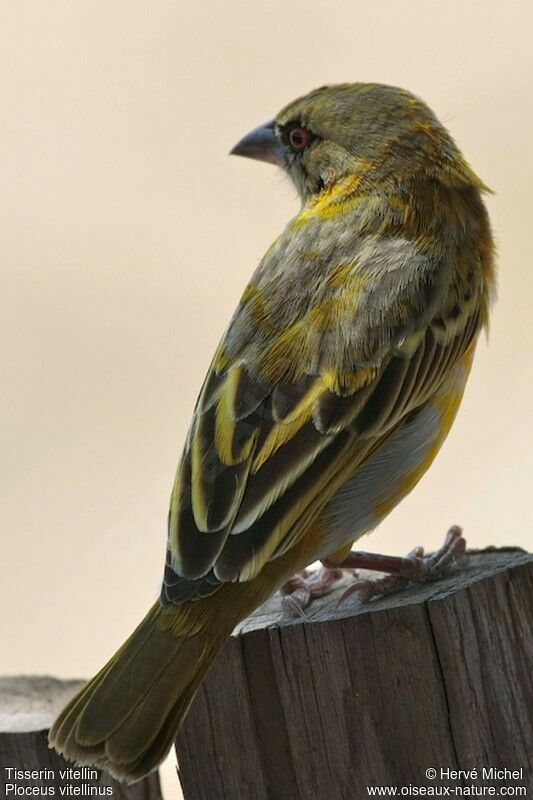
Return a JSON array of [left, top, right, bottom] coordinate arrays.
[[0, 676, 163, 800], [176, 549, 533, 800]]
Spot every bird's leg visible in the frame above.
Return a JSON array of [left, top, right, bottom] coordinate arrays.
[[327, 525, 466, 604], [280, 565, 355, 617], [280, 526, 466, 615]]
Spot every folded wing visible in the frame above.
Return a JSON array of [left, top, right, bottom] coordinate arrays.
[[163, 232, 482, 603]]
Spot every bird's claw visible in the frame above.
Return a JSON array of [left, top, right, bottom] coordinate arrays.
[[280, 565, 353, 617], [338, 526, 466, 605]]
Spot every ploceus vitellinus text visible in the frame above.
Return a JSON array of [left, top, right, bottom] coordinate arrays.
[[50, 83, 495, 781]]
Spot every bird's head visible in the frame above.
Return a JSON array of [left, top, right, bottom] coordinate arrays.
[[231, 83, 470, 203]]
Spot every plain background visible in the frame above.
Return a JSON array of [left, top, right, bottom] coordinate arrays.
[[1, 1, 532, 797]]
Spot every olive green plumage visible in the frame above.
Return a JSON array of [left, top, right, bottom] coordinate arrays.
[[49, 83, 495, 782]]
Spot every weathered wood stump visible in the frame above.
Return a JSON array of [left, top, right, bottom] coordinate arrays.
[[0, 676, 163, 800], [176, 548, 533, 800]]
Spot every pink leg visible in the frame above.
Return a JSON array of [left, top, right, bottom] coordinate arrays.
[[280, 526, 466, 614], [329, 525, 466, 604]]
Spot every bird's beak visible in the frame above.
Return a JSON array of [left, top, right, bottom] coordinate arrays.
[[230, 120, 284, 167]]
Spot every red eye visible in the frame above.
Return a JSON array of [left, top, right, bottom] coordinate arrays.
[[288, 126, 310, 151]]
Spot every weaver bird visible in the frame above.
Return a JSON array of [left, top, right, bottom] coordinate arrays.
[[50, 83, 495, 781]]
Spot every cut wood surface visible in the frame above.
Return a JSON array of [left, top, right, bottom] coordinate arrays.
[[175, 548, 533, 800], [0, 676, 163, 800]]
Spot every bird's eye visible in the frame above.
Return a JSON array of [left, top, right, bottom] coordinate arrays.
[[287, 125, 311, 152]]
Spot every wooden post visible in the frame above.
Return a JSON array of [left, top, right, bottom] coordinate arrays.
[[0, 676, 163, 800], [175, 548, 533, 800]]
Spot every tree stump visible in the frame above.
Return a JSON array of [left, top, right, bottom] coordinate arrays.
[[0, 676, 163, 800], [175, 548, 533, 800]]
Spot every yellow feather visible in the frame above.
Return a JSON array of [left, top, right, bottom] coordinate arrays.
[[214, 367, 256, 466], [251, 381, 323, 472]]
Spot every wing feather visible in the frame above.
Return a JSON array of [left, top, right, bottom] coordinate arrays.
[[163, 226, 483, 602]]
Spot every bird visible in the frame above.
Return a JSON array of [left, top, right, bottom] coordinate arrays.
[[49, 82, 495, 782]]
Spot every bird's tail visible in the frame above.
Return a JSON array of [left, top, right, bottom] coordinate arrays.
[[49, 598, 235, 783]]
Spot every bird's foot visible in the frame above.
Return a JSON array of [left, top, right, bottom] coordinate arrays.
[[280, 526, 466, 615], [280, 565, 357, 617], [331, 525, 466, 604]]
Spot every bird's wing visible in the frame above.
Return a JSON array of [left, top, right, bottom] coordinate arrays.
[[162, 232, 481, 603]]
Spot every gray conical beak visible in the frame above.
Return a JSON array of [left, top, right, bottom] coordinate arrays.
[[230, 120, 284, 167]]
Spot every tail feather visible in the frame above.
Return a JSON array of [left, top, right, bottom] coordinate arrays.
[[76, 605, 182, 747], [117, 640, 219, 780], [49, 600, 228, 782]]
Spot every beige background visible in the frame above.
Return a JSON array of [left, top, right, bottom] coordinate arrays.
[[1, 1, 532, 796]]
